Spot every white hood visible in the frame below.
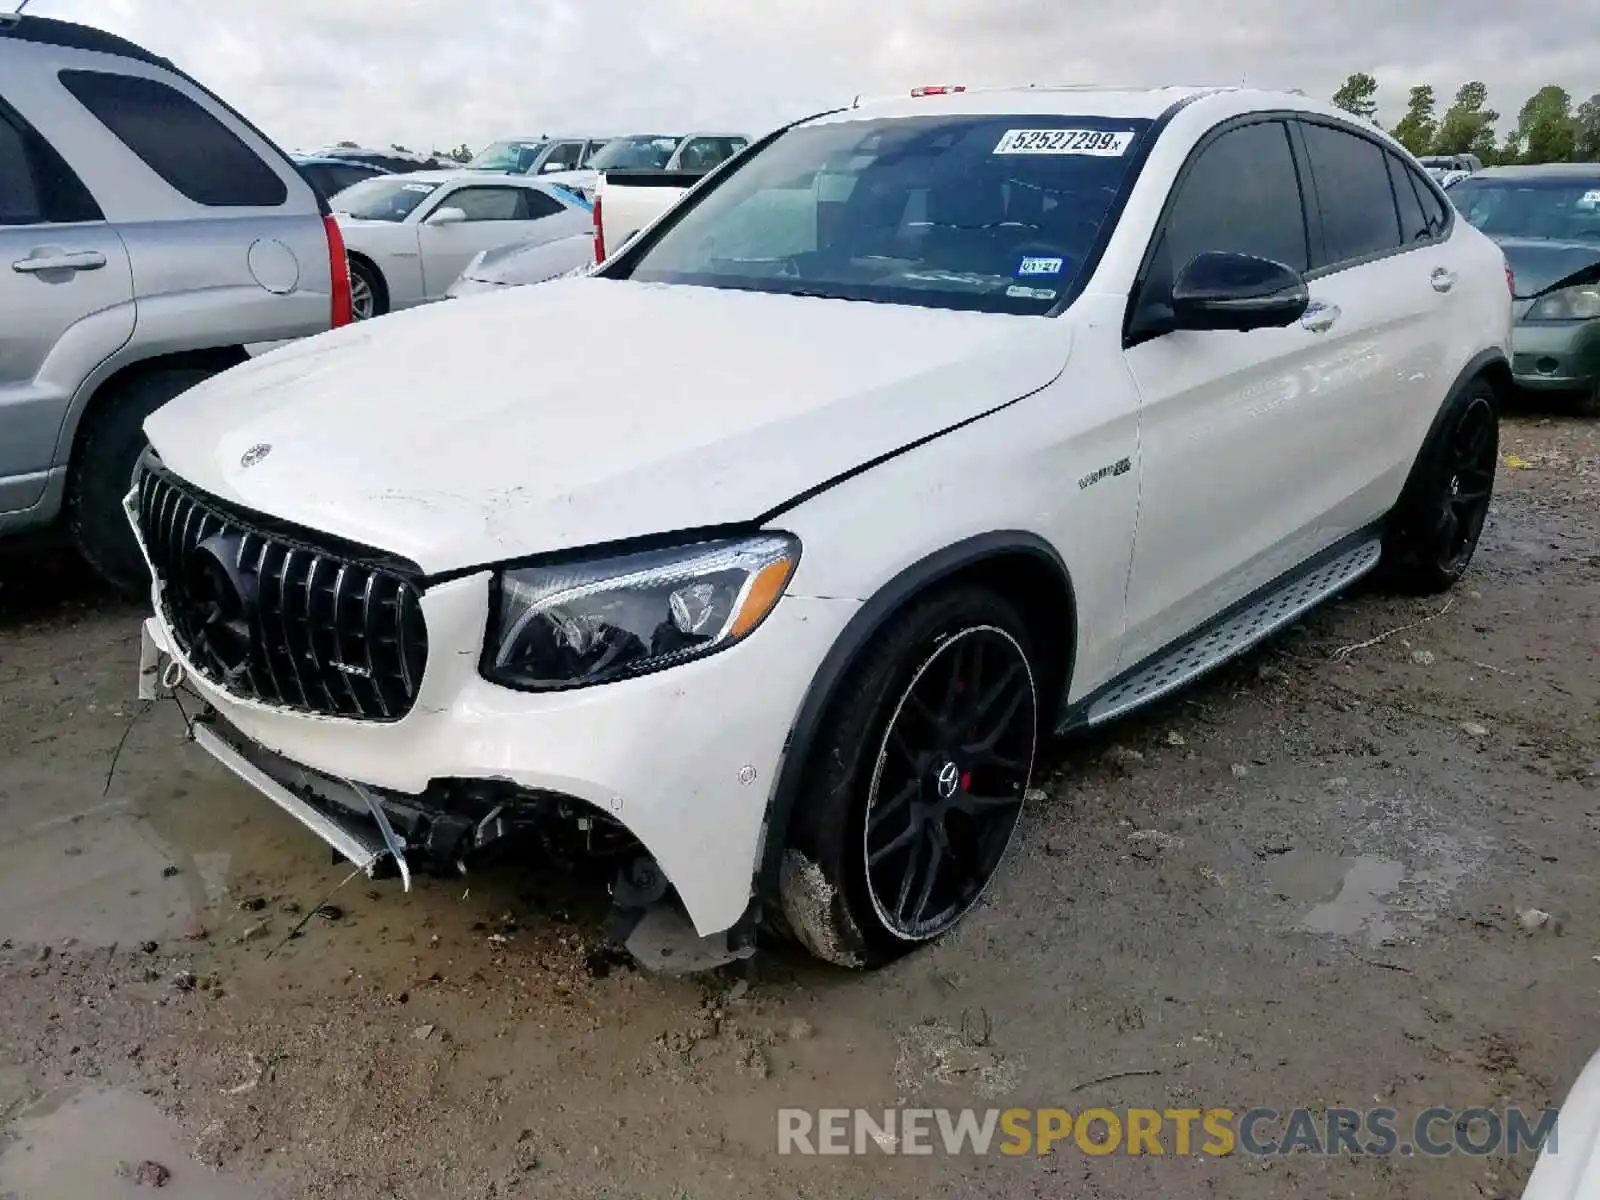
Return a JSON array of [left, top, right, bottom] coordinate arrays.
[[144, 279, 1071, 574]]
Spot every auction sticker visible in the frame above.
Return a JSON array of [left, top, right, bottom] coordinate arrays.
[[1017, 256, 1064, 276], [994, 129, 1133, 156]]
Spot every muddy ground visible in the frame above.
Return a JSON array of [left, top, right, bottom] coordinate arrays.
[[0, 407, 1595, 1200]]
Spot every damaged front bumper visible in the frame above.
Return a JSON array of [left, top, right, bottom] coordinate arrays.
[[142, 619, 621, 891], [135, 569, 856, 966]]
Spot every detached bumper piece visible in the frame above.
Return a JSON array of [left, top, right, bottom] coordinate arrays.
[[191, 711, 637, 887], [186, 712, 756, 971]]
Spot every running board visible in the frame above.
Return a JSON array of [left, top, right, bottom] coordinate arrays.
[[1064, 534, 1383, 732]]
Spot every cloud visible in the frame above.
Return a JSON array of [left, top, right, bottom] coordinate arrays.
[[28, 0, 1600, 154]]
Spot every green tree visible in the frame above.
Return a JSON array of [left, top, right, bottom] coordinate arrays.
[[1331, 72, 1379, 121], [1391, 85, 1437, 154], [1513, 85, 1576, 164], [1434, 81, 1498, 156], [451, 143, 474, 163], [1571, 92, 1600, 160]]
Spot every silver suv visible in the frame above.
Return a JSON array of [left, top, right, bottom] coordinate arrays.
[[0, 15, 351, 591]]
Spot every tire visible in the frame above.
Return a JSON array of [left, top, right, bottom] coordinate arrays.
[[348, 257, 387, 320], [1573, 384, 1600, 419], [1379, 375, 1499, 595], [69, 367, 216, 597], [777, 586, 1040, 968]]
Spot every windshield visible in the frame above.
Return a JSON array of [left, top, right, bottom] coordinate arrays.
[[332, 177, 441, 222], [588, 135, 682, 171], [618, 114, 1151, 315], [1449, 177, 1600, 241], [468, 140, 548, 173]]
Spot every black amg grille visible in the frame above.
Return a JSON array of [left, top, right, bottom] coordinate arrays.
[[137, 469, 428, 721]]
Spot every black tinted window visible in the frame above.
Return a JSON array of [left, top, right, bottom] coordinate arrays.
[[0, 100, 102, 224], [1164, 120, 1308, 272], [1411, 167, 1449, 237], [0, 113, 40, 223], [330, 165, 376, 193], [524, 189, 566, 218], [541, 142, 583, 171], [58, 70, 287, 207], [1299, 122, 1402, 266], [1387, 152, 1431, 244]]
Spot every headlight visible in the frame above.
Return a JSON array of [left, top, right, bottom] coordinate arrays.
[[1526, 283, 1600, 321], [484, 534, 801, 690]]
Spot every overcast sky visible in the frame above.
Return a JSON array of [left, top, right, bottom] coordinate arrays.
[[34, 0, 1599, 153]]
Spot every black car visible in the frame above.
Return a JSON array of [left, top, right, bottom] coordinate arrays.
[[292, 155, 389, 202]]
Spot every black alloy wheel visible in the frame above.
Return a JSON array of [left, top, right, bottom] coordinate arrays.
[[862, 626, 1038, 940], [1432, 391, 1497, 577]]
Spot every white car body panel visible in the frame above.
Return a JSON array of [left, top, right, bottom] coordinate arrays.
[[444, 233, 595, 296], [144, 278, 1072, 573], [595, 176, 692, 257], [1524, 1046, 1600, 1199], [334, 172, 590, 310], [133, 85, 1513, 941], [140, 589, 856, 936]]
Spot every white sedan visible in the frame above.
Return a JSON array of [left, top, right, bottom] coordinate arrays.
[[329, 171, 593, 319]]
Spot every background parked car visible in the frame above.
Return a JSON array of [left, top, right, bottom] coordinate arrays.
[[542, 132, 750, 199], [0, 14, 350, 591], [311, 145, 452, 173], [332, 171, 592, 317], [1420, 152, 1483, 181], [1449, 163, 1600, 415], [464, 135, 608, 177], [292, 154, 390, 202]]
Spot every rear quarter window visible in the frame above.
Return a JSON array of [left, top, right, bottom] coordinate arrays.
[[58, 69, 288, 207], [0, 96, 103, 224], [1298, 121, 1403, 268]]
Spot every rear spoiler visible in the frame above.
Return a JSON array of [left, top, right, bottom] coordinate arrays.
[[599, 169, 706, 188]]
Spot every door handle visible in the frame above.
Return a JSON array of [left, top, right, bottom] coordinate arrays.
[[13, 250, 108, 274], [1430, 267, 1456, 294], [1300, 300, 1341, 333]]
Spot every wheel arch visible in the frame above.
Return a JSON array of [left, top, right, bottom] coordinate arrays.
[[67, 347, 248, 472], [1391, 348, 1508, 525], [754, 531, 1078, 902], [346, 250, 390, 309]]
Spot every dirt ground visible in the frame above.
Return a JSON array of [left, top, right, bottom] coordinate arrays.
[[0, 406, 1595, 1200]]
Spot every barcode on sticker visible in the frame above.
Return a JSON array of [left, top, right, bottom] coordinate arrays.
[[994, 129, 1133, 156]]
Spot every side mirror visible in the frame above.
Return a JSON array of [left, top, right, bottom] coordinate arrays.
[[1170, 251, 1309, 332], [427, 206, 467, 226], [539, 160, 566, 174]]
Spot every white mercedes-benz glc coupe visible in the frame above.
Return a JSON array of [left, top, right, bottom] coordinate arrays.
[[130, 84, 1512, 970]]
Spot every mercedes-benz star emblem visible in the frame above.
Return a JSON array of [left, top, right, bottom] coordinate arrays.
[[935, 761, 960, 800], [239, 443, 272, 469]]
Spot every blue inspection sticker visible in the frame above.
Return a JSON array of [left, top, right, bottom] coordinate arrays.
[[1017, 256, 1064, 277]]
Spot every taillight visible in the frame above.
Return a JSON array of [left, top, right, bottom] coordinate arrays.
[[592, 194, 606, 263], [324, 215, 353, 328], [911, 85, 966, 97], [1505, 263, 1515, 296]]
